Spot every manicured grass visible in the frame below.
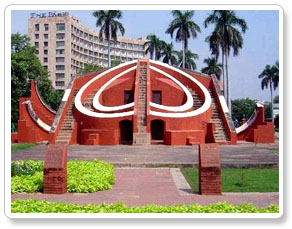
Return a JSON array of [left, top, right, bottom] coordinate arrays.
[[181, 168, 279, 193], [11, 199, 279, 213], [11, 160, 115, 193], [11, 143, 37, 152]]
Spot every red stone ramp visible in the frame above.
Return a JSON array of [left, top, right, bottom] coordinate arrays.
[[236, 103, 274, 143]]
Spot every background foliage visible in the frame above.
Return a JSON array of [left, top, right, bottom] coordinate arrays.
[[231, 98, 256, 126], [11, 33, 63, 130]]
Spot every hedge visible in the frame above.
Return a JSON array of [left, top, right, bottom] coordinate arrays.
[[11, 199, 279, 213]]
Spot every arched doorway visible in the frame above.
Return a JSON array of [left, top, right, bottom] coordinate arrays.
[[119, 120, 133, 145], [151, 120, 164, 143]]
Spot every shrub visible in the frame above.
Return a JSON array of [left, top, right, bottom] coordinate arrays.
[[11, 199, 279, 213], [67, 160, 115, 192], [11, 160, 115, 193], [11, 160, 43, 176]]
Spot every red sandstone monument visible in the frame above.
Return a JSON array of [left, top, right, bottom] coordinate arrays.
[[12, 59, 274, 145]]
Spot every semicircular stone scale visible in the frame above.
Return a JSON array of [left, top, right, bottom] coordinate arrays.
[[186, 86, 203, 110]]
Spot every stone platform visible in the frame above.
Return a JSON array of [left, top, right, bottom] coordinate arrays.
[[12, 141, 279, 168]]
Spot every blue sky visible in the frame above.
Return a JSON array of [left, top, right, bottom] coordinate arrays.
[[11, 10, 279, 101]]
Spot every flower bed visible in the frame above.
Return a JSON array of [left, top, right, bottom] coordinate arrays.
[[11, 160, 115, 193]]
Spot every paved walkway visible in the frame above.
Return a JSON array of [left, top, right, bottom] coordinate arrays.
[[12, 141, 279, 168], [12, 168, 279, 207]]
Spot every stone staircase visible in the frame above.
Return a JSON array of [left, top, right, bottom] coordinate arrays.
[[133, 63, 150, 145], [82, 90, 97, 111], [187, 87, 203, 110], [209, 89, 229, 143], [56, 90, 79, 144]]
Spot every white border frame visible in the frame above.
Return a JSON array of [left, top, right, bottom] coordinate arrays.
[[5, 4, 283, 219]]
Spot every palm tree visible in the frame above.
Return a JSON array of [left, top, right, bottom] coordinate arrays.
[[93, 10, 125, 67], [145, 34, 165, 60], [201, 57, 223, 80], [176, 50, 198, 70], [258, 61, 279, 121], [161, 42, 178, 65], [166, 10, 201, 69], [204, 10, 248, 110]]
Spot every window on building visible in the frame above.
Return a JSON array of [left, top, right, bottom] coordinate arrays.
[[56, 57, 65, 62], [56, 23, 65, 31], [35, 34, 39, 39], [56, 49, 65, 55], [44, 41, 48, 47], [43, 57, 48, 63], [55, 81, 65, 87], [127, 43, 133, 49], [35, 49, 39, 54], [43, 65, 48, 70], [44, 24, 49, 31], [35, 24, 39, 31], [34, 42, 39, 47], [44, 49, 48, 55], [152, 91, 162, 105], [44, 34, 48, 39], [56, 65, 65, 70], [56, 33, 65, 39], [55, 73, 65, 79], [56, 41, 65, 47], [124, 91, 134, 104]]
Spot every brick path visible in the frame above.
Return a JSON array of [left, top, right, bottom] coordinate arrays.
[[12, 141, 279, 168], [12, 168, 279, 207]]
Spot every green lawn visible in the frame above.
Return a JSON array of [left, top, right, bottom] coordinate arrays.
[[181, 168, 279, 193], [11, 143, 37, 152]]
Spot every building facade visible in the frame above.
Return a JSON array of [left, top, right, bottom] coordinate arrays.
[[28, 12, 147, 90]]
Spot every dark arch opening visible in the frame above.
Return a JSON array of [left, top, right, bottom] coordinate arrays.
[[119, 120, 133, 145], [151, 119, 165, 144]]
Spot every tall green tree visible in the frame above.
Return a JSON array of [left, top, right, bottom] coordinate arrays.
[[92, 10, 125, 67], [145, 34, 166, 60], [166, 10, 201, 69], [176, 50, 198, 70], [11, 33, 30, 53], [201, 57, 223, 80], [161, 42, 177, 65], [258, 61, 279, 121], [11, 34, 63, 127], [204, 10, 248, 111]]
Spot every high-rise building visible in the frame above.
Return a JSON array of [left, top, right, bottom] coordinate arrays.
[[28, 12, 147, 90]]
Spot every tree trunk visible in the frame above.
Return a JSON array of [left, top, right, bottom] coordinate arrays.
[[182, 40, 185, 69], [270, 81, 274, 122], [225, 49, 231, 113], [221, 49, 225, 97], [108, 39, 111, 67]]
